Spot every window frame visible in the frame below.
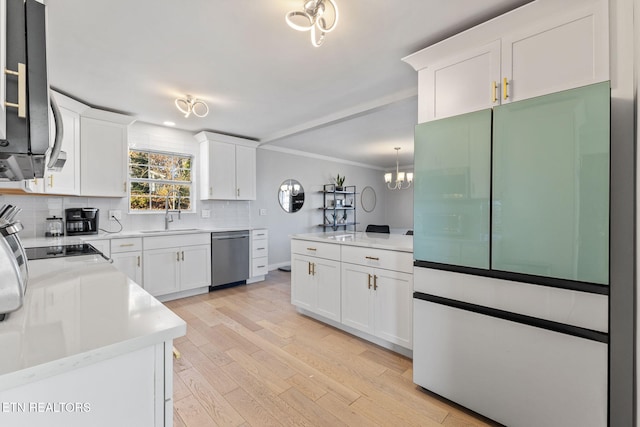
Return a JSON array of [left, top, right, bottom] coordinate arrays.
[[127, 148, 195, 214]]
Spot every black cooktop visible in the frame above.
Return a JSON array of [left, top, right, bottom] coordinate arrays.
[[25, 243, 102, 260]]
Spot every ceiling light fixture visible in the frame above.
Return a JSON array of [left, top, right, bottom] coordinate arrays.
[[384, 147, 413, 190], [174, 95, 209, 118], [285, 0, 339, 47]]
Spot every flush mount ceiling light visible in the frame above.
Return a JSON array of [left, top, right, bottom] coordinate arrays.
[[285, 0, 339, 47], [384, 147, 413, 190], [174, 95, 209, 118]]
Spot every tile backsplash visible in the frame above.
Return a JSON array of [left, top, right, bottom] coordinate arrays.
[[0, 194, 253, 239]]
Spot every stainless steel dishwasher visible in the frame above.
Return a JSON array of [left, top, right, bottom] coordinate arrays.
[[211, 230, 250, 288]]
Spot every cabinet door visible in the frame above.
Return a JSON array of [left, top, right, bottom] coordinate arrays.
[[420, 40, 500, 122], [143, 248, 180, 296], [179, 244, 211, 291], [208, 141, 236, 200], [235, 145, 256, 200], [291, 255, 315, 311], [501, 3, 608, 103], [341, 263, 374, 335], [111, 251, 143, 285], [45, 105, 80, 195], [80, 117, 127, 197], [373, 269, 413, 349], [314, 258, 341, 322]]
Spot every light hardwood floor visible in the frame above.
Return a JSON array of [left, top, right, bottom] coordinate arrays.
[[165, 270, 501, 427]]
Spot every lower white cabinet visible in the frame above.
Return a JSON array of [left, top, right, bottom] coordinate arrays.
[[250, 229, 268, 280], [111, 237, 143, 285], [341, 263, 413, 349], [143, 234, 211, 298], [291, 238, 413, 352], [291, 254, 341, 322]]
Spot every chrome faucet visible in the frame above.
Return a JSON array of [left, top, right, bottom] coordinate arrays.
[[165, 190, 182, 230]]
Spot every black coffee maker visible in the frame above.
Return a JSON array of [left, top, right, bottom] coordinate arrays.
[[65, 208, 99, 235]]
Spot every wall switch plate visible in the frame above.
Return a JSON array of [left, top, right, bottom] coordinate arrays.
[[201, 209, 211, 219], [259, 208, 267, 216], [109, 210, 122, 220]]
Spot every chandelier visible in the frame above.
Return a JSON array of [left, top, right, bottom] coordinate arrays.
[[384, 147, 413, 190], [285, 0, 339, 47], [175, 95, 209, 118]]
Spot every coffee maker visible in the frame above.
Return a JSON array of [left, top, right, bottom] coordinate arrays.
[[65, 208, 99, 235]]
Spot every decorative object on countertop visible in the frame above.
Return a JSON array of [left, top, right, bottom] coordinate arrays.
[[320, 183, 357, 231], [45, 216, 63, 237], [384, 147, 413, 190], [278, 179, 305, 213], [285, 0, 339, 47], [175, 95, 209, 118]]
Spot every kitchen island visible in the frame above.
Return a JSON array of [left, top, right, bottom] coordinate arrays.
[[0, 255, 186, 427], [291, 231, 413, 356]]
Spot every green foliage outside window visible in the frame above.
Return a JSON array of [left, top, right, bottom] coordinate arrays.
[[128, 150, 193, 212]]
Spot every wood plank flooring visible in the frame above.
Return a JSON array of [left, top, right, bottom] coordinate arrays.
[[165, 270, 500, 427]]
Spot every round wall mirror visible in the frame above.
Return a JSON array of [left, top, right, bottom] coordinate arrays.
[[361, 186, 376, 213], [278, 179, 305, 213]]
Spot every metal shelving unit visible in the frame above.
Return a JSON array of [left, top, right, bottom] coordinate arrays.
[[319, 184, 358, 231]]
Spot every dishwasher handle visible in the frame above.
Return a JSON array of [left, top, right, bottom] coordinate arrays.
[[211, 231, 250, 240]]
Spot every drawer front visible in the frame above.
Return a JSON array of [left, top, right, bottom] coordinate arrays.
[[252, 240, 268, 258], [252, 229, 268, 240], [252, 256, 268, 277], [291, 239, 340, 261], [341, 245, 413, 273], [144, 233, 210, 250], [111, 237, 143, 253]]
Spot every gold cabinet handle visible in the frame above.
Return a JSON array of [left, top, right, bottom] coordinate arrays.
[[119, 243, 135, 247], [48, 175, 54, 188], [176, 251, 180, 262], [237, 188, 240, 197], [491, 81, 498, 103], [5, 63, 26, 118], [503, 77, 509, 100], [123, 182, 127, 193], [373, 275, 378, 291], [173, 346, 181, 359], [367, 273, 372, 289], [308, 261, 312, 275], [307, 247, 317, 251], [182, 251, 185, 261], [365, 256, 379, 261], [312, 262, 316, 276], [137, 256, 141, 267]]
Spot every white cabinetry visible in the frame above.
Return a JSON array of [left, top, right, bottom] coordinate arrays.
[[143, 233, 211, 298], [111, 237, 143, 284], [405, 0, 609, 122], [291, 240, 341, 322], [250, 228, 268, 281], [196, 131, 257, 200], [80, 109, 134, 197], [341, 246, 413, 349]]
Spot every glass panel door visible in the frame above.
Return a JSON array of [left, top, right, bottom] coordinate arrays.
[[414, 109, 492, 269], [492, 81, 610, 284]]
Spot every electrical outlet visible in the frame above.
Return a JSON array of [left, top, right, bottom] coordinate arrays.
[[109, 210, 122, 220], [259, 208, 267, 216], [201, 209, 211, 219]]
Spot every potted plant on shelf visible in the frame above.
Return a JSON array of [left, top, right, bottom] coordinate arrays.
[[335, 174, 346, 191]]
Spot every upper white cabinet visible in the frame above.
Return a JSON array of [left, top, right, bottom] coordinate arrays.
[[404, 0, 609, 122], [196, 131, 258, 201], [80, 109, 134, 197]]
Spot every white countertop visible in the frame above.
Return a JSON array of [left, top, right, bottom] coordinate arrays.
[[21, 226, 265, 248], [0, 255, 186, 391], [291, 231, 413, 252]]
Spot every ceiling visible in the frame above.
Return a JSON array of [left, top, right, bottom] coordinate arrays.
[[46, 0, 532, 169]]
